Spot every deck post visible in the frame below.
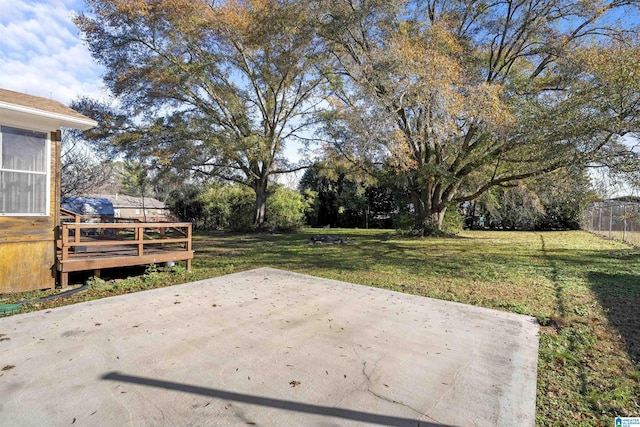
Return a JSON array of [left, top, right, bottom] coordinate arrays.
[[187, 225, 192, 272], [61, 224, 69, 261], [60, 272, 69, 288], [136, 225, 144, 256]]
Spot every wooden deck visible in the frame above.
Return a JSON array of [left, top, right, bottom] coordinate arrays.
[[56, 220, 193, 287]]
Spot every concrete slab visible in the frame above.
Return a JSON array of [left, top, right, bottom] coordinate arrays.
[[0, 268, 539, 426]]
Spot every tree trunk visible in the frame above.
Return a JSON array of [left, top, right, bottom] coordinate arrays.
[[411, 188, 426, 229], [142, 194, 147, 223], [411, 184, 447, 233], [253, 180, 268, 227], [430, 207, 446, 230], [413, 207, 447, 231]]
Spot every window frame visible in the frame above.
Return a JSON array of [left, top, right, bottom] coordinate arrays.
[[0, 125, 51, 217]]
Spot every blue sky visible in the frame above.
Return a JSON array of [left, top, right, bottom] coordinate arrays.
[[0, 0, 106, 104]]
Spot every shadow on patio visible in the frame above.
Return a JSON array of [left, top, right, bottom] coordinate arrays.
[[102, 371, 446, 427]]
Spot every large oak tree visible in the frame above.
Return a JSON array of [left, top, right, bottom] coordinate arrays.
[[76, 0, 326, 226], [317, 0, 640, 231]]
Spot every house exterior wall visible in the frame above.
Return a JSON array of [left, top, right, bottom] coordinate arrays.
[[115, 207, 172, 222], [0, 131, 60, 293]]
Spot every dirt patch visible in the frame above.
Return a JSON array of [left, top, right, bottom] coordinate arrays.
[[309, 236, 354, 244]]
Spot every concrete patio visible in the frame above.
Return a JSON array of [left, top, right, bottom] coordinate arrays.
[[0, 268, 539, 426]]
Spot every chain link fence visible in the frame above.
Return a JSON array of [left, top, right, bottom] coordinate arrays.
[[582, 201, 640, 246]]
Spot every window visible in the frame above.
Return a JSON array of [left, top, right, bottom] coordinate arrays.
[[0, 126, 49, 215]]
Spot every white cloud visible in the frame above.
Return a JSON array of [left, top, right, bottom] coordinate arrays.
[[0, 0, 107, 105]]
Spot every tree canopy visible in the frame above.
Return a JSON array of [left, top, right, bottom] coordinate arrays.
[[316, 0, 640, 231], [76, 0, 327, 226], [76, 0, 640, 232]]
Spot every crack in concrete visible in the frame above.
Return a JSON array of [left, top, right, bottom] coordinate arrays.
[[424, 349, 475, 417], [354, 350, 441, 424], [140, 390, 169, 424], [231, 403, 256, 425]]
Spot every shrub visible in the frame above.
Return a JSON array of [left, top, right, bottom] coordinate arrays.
[[266, 186, 309, 232], [394, 205, 464, 236], [198, 184, 232, 230], [197, 184, 254, 231], [393, 211, 415, 231], [173, 183, 310, 233], [441, 205, 465, 234], [224, 185, 255, 232]]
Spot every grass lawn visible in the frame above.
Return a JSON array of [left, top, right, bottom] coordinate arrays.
[[2, 229, 639, 425]]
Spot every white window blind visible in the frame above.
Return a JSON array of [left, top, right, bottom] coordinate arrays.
[[0, 126, 49, 215]]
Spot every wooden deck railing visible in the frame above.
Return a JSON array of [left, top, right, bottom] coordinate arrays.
[[60, 207, 83, 223], [56, 221, 193, 287]]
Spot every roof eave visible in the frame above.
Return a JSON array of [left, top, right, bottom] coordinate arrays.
[[0, 101, 98, 131]]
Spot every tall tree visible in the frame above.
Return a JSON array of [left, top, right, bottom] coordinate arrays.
[[76, 0, 326, 227], [119, 159, 153, 221], [317, 0, 640, 232]]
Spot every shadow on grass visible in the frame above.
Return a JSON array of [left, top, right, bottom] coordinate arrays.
[[587, 272, 640, 364], [192, 230, 419, 274], [538, 235, 592, 398], [538, 235, 567, 317], [536, 236, 640, 365], [192, 230, 544, 285]]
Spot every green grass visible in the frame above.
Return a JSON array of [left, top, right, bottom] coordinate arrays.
[[1, 229, 639, 425]]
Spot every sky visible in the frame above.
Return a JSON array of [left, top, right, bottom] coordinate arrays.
[[0, 0, 106, 105]]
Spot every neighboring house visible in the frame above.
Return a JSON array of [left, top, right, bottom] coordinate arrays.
[[61, 197, 115, 218], [610, 196, 640, 203], [0, 88, 97, 293], [89, 194, 173, 222]]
